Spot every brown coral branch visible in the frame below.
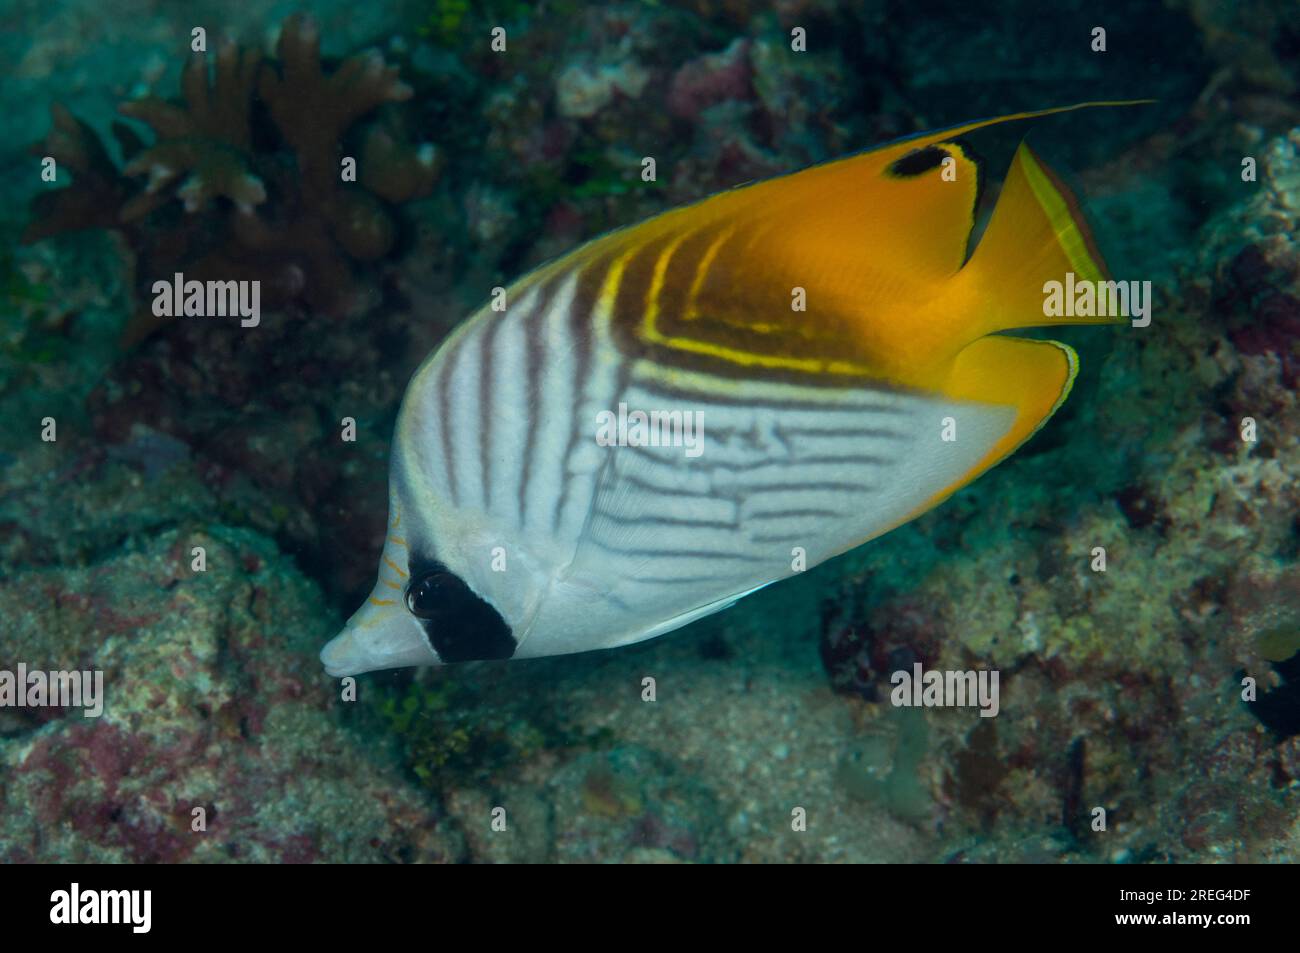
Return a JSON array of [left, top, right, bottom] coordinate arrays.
[[118, 41, 266, 219], [121, 42, 261, 147], [22, 105, 135, 243], [25, 13, 442, 337], [360, 122, 441, 204], [120, 139, 265, 220], [259, 13, 412, 194]]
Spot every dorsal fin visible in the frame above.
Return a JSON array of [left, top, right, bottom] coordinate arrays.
[[545, 101, 1148, 386]]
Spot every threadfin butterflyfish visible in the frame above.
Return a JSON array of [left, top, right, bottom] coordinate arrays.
[[321, 102, 1137, 676]]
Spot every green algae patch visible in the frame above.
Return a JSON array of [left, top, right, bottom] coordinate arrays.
[[1256, 626, 1300, 663], [374, 672, 610, 793], [836, 707, 931, 823]]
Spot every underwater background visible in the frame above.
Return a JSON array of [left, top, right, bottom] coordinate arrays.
[[1, 0, 1298, 863]]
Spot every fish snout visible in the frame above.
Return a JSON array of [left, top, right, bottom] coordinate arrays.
[[320, 598, 438, 677]]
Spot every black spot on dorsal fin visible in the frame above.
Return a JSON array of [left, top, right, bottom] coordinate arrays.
[[887, 145, 950, 178]]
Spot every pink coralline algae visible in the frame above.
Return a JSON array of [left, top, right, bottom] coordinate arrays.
[[667, 40, 752, 121]]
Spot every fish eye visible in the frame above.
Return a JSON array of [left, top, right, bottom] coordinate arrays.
[[405, 570, 465, 620]]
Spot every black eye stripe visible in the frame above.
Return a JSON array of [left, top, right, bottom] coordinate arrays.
[[404, 559, 516, 662]]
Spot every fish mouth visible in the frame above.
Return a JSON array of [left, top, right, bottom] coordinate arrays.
[[319, 628, 369, 678], [320, 601, 438, 677]]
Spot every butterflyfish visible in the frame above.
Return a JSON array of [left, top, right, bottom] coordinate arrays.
[[320, 103, 1134, 676]]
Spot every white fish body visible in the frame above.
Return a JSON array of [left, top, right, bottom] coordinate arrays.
[[320, 105, 1126, 676]]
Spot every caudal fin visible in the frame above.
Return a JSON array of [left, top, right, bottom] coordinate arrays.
[[918, 135, 1133, 511]]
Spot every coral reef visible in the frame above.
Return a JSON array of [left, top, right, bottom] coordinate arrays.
[[0, 524, 465, 862], [24, 14, 440, 341]]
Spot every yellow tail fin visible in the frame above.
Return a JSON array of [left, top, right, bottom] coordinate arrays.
[[956, 140, 1119, 337]]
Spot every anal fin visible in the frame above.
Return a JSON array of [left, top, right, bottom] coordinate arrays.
[[921, 335, 1078, 510]]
